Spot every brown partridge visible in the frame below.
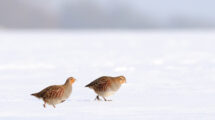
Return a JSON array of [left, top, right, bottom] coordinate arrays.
[[31, 77, 75, 108], [85, 76, 126, 101]]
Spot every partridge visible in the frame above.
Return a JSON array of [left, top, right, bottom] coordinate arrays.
[[31, 77, 75, 108], [85, 76, 126, 101]]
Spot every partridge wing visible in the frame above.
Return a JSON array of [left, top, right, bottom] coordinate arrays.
[[41, 86, 64, 99], [90, 77, 111, 91]]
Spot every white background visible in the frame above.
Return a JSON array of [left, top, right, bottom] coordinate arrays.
[[0, 30, 215, 120]]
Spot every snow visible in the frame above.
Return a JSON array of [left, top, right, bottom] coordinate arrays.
[[0, 30, 215, 120]]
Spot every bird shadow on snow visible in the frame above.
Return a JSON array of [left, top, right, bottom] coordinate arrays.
[[66, 99, 113, 103], [67, 99, 92, 102]]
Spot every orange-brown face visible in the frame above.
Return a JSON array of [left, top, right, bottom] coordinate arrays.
[[119, 76, 126, 84], [69, 77, 76, 84]]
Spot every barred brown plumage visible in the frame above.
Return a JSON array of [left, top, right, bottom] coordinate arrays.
[[85, 76, 126, 101], [31, 77, 75, 108]]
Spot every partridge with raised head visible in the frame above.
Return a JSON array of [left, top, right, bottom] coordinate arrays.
[[85, 76, 126, 101], [31, 77, 75, 108]]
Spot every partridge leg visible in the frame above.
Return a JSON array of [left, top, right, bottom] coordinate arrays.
[[102, 97, 112, 101], [43, 102, 46, 108], [95, 95, 101, 101], [52, 104, 56, 108]]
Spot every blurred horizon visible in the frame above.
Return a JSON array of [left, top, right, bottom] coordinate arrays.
[[0, 0, 215, 29]]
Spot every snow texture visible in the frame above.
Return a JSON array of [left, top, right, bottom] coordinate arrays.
[[0, 30, 215, 120]]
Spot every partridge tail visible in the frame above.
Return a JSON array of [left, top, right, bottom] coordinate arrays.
[[31, 93, 41, 98], [85, 83, 93, 88]]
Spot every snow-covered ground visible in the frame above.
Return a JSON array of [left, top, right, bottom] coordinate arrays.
[[0, 30, 215, 120]]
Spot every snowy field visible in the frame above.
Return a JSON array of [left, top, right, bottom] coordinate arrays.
[[0, 30, 215, 120]]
